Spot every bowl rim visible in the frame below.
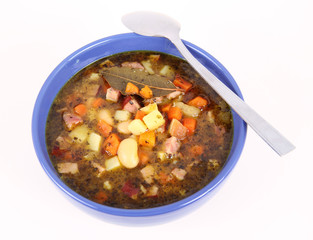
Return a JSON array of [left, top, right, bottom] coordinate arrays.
[[32, 32, 247, 217]]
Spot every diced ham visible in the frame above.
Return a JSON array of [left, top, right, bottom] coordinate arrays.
[[91, 161, 105, 177], [121, 61, 144, 69], [57, 162, 79, 174], [143, 96, 164, 105], [164, 136, 181, 154], [146, 185, 159, 197], [106, 87, 120, 102], [122, 181, 139, 199], [55, 135, 72, 150], [140, 165, 155, 184], [168, 119, 188, 140], [171, 168, 187, 181], [167, 90, 182, 100], [123, 97, 140, 113], [63, 112, 83, 130]]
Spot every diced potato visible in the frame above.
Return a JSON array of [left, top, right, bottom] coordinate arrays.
[[143, 110, 165, 131], [159, 65, 174, 78], [97, 109, 114, 126], [89, 73, 100, 81], [157, 151, 168, 161], [114, 110, 131, 122], [140, 184, 147, 194], [117, 120, 132, 134], [87, 132, 102, 152], [140, 103, 158, 114], [69, 125, 89, 143], [128, 119, 148, 135], [141, 60, 154, 74], [105, 156, 121, 171], [174, 102, 201, 117], [103, 180, 112, 190]]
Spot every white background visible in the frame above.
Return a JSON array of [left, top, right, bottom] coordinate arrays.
[[1, 0, 312, 239]]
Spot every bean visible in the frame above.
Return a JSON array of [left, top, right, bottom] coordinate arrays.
[[117, 138, 139, 169]]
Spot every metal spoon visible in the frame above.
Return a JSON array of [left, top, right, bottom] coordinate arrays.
[[122, 11, 295, 156]]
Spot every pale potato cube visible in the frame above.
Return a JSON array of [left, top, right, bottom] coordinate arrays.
[[128, 119, 148, 135], [117, 120, 132, 134], [103, 180, 112, 190], [87, 132, 102, 152], [141, 60, 154, 74], [159, 65, 174, 78], [114, 110, 131, 122], [140, 103, 158, 114], [105, 156, 121, 171], [89, 73, 100, 81], [143, 110, 165, 130], [174, 102, 201, 117], [69, 125, 89, 143], [97, 109, 114, 126]]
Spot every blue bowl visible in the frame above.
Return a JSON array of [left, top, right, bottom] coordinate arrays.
[[32, 33, 246, 217]]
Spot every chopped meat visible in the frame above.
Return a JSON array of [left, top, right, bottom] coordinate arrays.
[[167, 90, 182, 100], [57, 162, 79, 174], [143, 96, 164, 105], [171, 168, 187, 181], [91, 161, 105, 177], [146, 185, 159, 197], [121, 61, 144, 69], [122, 181, 139, 200], [168, 119, 188, 140], [164, 136, 181, 154], [55, 135, 72, 149], [140, 165, 155, 184], [63, 112, 83, 130], [106, 87, 121, 102], [123, 97, 140, 113]]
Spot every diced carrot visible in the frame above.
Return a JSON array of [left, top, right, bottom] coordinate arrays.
[[188, 96, 208, 109], [97, 120, 113, 137], [168, 119, 188, 140], [138, 149, 151, 165], [94, 191, 108, 204], [135, 110, 146, 120], [182, 118, 197, 135], [167, 107, 182, 121], [139, 131, 156, 147], [190, 145, 204, 156], [92, 97, 106, 108], [159, 172, 173, 185], [125, 82, 139, 95], [173, 75, 192, 91], [140, 85, 153, 99], [102, 133, 120, 156], [74, 103, 87, 116], [161, 103, 172, 113]]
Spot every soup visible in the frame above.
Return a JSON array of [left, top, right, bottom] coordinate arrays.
[[46, 51, 233, 209]]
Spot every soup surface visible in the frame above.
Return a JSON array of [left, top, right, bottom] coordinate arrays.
[[46, 51, 233, 209]]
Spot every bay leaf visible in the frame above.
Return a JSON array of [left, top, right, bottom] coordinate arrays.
[[100, 67, 179, 97]]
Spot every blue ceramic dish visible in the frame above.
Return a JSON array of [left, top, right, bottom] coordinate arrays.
[[32, 33, 246, 217]]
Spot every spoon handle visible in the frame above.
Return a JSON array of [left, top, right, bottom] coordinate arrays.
[[170, 36, 295, 156]]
